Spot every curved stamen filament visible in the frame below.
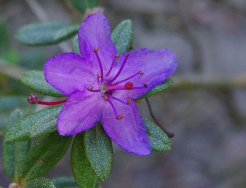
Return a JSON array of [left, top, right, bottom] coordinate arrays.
[[130, 84, 148, 90], [108, 53, 129, 84], [111, 96, 127, 105], [107, 99, 123, 120], [87, 86, 101, 92], [106, 54, 119, 77], [113, 71, 143, 85], [94, 48, 104, 82]]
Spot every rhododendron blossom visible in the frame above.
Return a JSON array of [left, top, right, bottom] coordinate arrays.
[[44, 13, 177, 155]]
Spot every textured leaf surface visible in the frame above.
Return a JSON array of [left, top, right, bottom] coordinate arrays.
[[71, 133, 98, 188], [137, 78, 173, 99], [3, 109, 30, 182], [52, 176, 78, 188], [4, 105, 63, 143], [16, 22, 79, 46], [111, 20, 133, 55], [84, 123, 113, 180], [72, 35, 80, 55], [23, 177, 56, 188], [20, 70, 65, 97], [71, 0, 98, 13], [144, 119, 171, 151], [21, 132, 72, 181]]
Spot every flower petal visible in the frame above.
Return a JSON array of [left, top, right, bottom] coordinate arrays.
[[44, 52, 96, 96], [78, 13, 118, 73], [113, 48, 177, 99], [102, 100, 151, 155], [57, 90, 102, 136]]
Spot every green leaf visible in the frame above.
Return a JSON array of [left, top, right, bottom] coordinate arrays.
[[3, 109, 31, 182], [23, 177, 56, 188], [84, 123, 113, 180], [4, 105, 63, 143], [21, 132, 72, 181], [71, 0, 98, 13], [71, 133, 98, 188], [72, 35, 80, 55], [144, 118, 171, 151], [111, 20, 133, 55], [20, 70, 65, 97], [16, 22, 80, 46], [137, 78, 173, 99], [52, 177, 78, 188]]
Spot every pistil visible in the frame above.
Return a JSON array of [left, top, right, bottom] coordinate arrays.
[[28, 94, 67, 105]]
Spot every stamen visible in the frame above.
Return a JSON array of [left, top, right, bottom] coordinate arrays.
[[117, 115, 123, 119], [130, 84, 148, 90], [111, 96, 127, 104], [97, 74, 101, 83], [87, 86, 100, 92], [127, 98, 132, 104], [27, 94, 67, 105], [113, 71, 143, 85], [108, 53, 129, 84], [104, 95, 109, 101], [87, 86, 94, 91], [107, 99, 123, 120], [94, 48, 104, 82], [106, 54, 119, 77]]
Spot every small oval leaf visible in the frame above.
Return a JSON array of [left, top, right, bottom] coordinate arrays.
[[4, 105, 63, 143], [111, 20, 133, 55], [71, 0, 99, 13], [72, 35, 80, 55], [21, 132, 72, 181], [23, 177, 56, 188], [84, 123, 113, 180], [71, 133, 98, 188], [52, 176, 78, 188], [137, 77, 173, 99], [20, 70, 65, 97], [16, 22, 80, 46], [144, 118, 171, 151], [3, 109, 30, 182]]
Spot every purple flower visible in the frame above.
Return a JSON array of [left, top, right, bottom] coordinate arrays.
[[44, 13, 177, 155]]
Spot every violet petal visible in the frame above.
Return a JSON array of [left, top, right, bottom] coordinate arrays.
[[102, 100, 151, 156], [44, 52, 96, 96], [112, 48, 177, 99], [78, 13, 118, 73], [57, 90, 103, 136]]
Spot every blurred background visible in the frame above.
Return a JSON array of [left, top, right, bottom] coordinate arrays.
[[1, 0, 246, 187]]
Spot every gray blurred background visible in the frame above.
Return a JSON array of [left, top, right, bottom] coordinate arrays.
[[1, 0, 246, 187]]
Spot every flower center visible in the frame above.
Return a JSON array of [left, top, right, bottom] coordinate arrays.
[[86, 48, 148, 120]]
